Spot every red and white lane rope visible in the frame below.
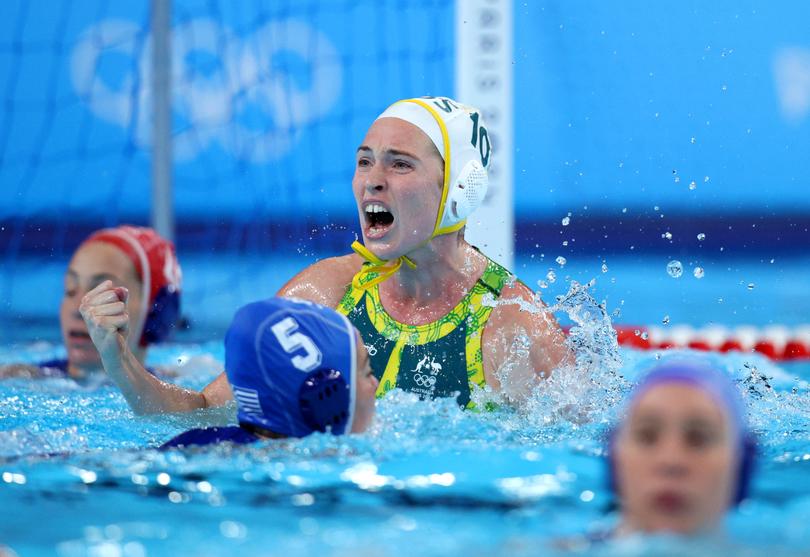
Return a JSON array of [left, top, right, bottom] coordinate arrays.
[[611, 325, 810, 361]]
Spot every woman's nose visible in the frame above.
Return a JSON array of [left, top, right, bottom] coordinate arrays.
[[654, 435, 691, 477], [365, 164, 386, 191]]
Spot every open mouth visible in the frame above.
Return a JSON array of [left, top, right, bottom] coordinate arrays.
[[364, 202, 394, 238], [652, 491, 688, 514]]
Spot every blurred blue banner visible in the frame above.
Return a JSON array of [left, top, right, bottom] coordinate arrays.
[[0, 0, 454, 223], [514, 0, 810, 218], [0, 0, 808, 252]]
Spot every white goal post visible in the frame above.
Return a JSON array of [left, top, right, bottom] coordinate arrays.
[[455, 0, 515, 270]]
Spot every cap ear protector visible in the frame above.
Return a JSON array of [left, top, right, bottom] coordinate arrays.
[[298, 368, 351, 434], [605, 427, 757, 506], [442, 158, 489, 227]]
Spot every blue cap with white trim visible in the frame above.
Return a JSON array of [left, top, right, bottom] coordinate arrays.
[[225, 297, 358, 437]]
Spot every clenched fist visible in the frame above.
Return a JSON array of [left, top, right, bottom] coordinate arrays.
[[78, 280, 131, 361]]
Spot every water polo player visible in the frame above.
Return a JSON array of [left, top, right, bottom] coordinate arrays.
[[81, 96, 568, 414], [1, 225, 181, 380], [607, 358, 756, 536], [161, 297, 377, 448]]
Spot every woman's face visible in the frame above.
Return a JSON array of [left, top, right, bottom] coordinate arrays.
[[352, 117, 444, 260], [350, 330, 378, 433], [60, 242, 144, 369], [614, 383, 738, 535]]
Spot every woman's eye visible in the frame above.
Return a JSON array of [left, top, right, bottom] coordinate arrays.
[[685, 428, 716, 448], [632, 427, 658, 446]]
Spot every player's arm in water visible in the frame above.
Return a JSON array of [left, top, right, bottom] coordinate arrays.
[[80, 256, 361, 414], [482, 279, 572, 405], [0, 364, 43, 379]]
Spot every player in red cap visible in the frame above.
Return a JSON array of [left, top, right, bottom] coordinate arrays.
[[0, 225, 182, 380]]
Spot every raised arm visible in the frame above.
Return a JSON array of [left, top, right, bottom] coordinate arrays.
[[79, 280, 225, 413], [81, 255, 360, 415]]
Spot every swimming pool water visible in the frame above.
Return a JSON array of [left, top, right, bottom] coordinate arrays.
[[1, 255, 809, 555], [2, 335, 810, 555]]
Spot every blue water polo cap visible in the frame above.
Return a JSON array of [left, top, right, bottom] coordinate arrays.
[[225, 297, 358, 437], [608, 358, 756, 505]]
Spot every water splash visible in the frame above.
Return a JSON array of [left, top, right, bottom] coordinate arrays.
[[482, 278, 628, 437], [667, 260, 683, 278]]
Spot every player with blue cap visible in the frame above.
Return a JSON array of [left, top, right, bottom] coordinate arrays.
[[606, 357, 757, 535], [161, 298, 378, 448]]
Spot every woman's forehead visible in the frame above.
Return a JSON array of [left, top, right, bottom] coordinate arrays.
[[70, 242, 139, 281], [363, 117, 436, 154], [631, 383, 728, 423]]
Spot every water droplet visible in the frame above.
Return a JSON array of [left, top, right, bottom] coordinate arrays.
[[546, 270, 557, 283], [562, 240, 569, 246], [612, 308, 622, 318], [693, 266, 705, 279], [697, 233, 706, 241], [689, 181, 697, 190], [634, 329, 641, 337], [721, 84, 727, 91], [747, 283, 755, 290], [667, 260, 683, 278], [601, 263, 609, 273], [561, 216, 570, 226], [661, 231, 673, 240], [641, 331, 649, 340], [674, 176, 681, 183], [662, 315, 670, 325], [690, 137, 696, 144], [704, 176, 710, 183], [555, 256, 567, 267], [621, 208, 627, 214], [654, 206, 660, 211], [537, 280, 548, 289]]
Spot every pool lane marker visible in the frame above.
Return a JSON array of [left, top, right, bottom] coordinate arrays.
[[572, 325, 810, 360]]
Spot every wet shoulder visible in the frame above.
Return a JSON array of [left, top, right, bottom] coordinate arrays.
[[277, 253, 364, 307]]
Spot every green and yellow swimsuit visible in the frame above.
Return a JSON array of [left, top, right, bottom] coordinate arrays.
[[337, 257, 512, 408]]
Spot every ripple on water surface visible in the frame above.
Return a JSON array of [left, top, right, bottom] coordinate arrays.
[[1, 285, 809, 556]]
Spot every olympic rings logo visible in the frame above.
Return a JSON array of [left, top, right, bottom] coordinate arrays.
[[70, 18, 342, 162], [413, 373, 437, 388]]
